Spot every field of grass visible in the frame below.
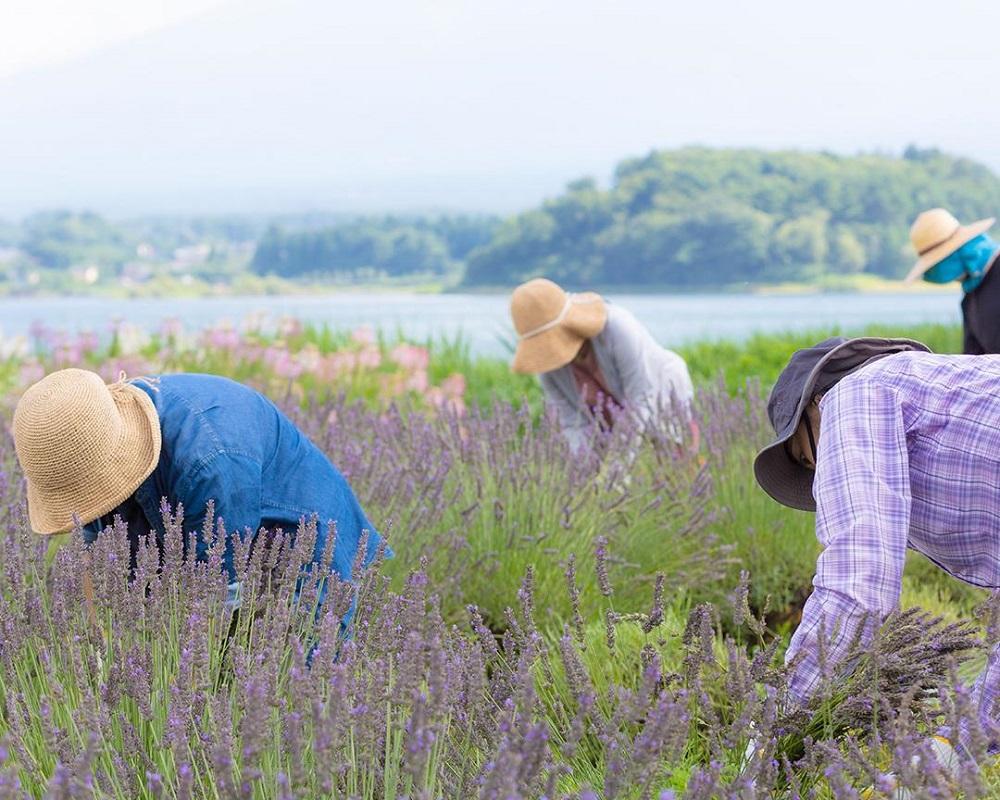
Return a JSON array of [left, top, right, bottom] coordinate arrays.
[[0, 318, 995, 798]]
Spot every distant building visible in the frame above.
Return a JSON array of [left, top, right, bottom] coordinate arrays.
[[121, 261, 153, 283], [172, 243, 212, 270]]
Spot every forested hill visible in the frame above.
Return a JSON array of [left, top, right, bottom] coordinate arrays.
[[462, 146, 1000, 288]]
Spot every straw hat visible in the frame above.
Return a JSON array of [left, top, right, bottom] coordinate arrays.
[[905, 208, 995, 283], [510, 278, 608, 374], [12, 369, 162, 534]]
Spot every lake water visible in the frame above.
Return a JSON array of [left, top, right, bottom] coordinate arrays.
[[0, 290, 963, 357]]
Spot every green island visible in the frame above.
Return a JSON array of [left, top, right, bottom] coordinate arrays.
[[2, 145, 997, 296]]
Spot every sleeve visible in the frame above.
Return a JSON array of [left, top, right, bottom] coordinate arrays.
[[784, 378, 911, 704], [966, 640, 1000, 749], [177, 451, 263, 581], [605, 308, 695, 432], [540, 370, 589, 453]]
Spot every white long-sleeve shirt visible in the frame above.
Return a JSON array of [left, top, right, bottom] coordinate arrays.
[[539, 304, 694, 451]]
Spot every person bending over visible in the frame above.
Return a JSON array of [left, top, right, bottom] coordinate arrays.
[[509, 278, 696, 452], [12, 369, 386, 621], [754, 337, 1000, 789], [907, 207, 1000, 354]]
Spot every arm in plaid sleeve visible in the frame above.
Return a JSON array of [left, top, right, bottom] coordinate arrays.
[[785, 377, 911, 704]]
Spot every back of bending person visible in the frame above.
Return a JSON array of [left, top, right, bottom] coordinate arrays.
[[509, 278, 696, 452], [12, 369, 387, 622], [754, 337, 1000, 787]]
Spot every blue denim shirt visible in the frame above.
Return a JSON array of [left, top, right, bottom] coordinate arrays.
[[83, 374, 385, 594]]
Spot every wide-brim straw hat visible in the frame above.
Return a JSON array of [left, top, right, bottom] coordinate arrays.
[[753, 337, 931, 512], [13, 368, 162, 534], [905, 207, 995, 283], [510, 278, 608, 374]]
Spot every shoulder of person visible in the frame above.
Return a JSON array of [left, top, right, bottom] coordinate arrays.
[[153, 374, 265, 460], [600, 302, 686, 359], [599, 302, 652, 342], [602, 301, 635, 327], [828, 350, 934, 400], [156, 373, 254, 404]]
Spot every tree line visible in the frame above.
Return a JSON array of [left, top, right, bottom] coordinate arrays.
[[461, 146, 1000, 287], [8, 147, 1000, 289], [250, 216, 499, 280]]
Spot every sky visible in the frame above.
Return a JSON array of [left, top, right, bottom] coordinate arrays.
[[1, 0, 228, 79], [2, 0, 1000, 218]]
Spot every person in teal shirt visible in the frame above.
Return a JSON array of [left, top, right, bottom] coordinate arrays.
[[907, 207, 1000, 354]]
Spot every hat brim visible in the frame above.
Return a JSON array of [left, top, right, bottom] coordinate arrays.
[[753, 337, 932, 512], [512, 295, 608, 374], [26, 384, 162, 534], [904, 218, 995, 283], [753, 437, 817, 511]]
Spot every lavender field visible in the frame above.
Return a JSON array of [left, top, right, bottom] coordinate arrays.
[[0, 319, 996, 799]]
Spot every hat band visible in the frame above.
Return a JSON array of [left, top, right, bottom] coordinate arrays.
[[918, 223, 961, 256], [519, 296, 573, 340], [518, 294, 603, 340]]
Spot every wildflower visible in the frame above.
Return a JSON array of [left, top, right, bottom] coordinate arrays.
[[351, 325, 375, 345], [594, 535, 612, 597]]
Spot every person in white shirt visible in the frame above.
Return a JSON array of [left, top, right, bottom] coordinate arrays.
[[509, 278, 696, 452]]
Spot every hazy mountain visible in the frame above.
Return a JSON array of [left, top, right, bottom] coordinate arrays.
[[3, 0, 1000, 218]]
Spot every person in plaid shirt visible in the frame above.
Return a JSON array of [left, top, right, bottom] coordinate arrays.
[[754, 336, 1000, 789]]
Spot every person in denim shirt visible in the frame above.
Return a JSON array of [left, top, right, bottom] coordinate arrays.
[[12, 368, 386, 622]]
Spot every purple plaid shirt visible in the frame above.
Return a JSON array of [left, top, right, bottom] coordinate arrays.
[[787, 351, 1000, 735]]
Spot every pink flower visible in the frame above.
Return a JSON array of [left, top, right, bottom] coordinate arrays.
[[425, 386, 444, 407], [53, 343, 82, 366], [440, 373, 466, 399], [296, 345, 322, 374], [77, 330, 100, 355], [279, 317, 303, 338], [425, 386, 467, 416], [159, 318, 183, 340], [405, 369, 429, 393], [205, 325, 240, 351], [351, 326, 376, 345], [236, 342, 265, 363], [357, 346, 382, 370], [272, 353, 303, 380], [390, 344, 429, 371], [20, 360, 45, 386], [262, 346, 285, 368], [28, 320, 49, 343], [98, 356, 154, 382], [379, 373, 407, 397], [316, 352, 349, 379]]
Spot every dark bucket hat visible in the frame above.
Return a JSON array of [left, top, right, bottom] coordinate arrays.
[[753, 336, 931, 512]]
